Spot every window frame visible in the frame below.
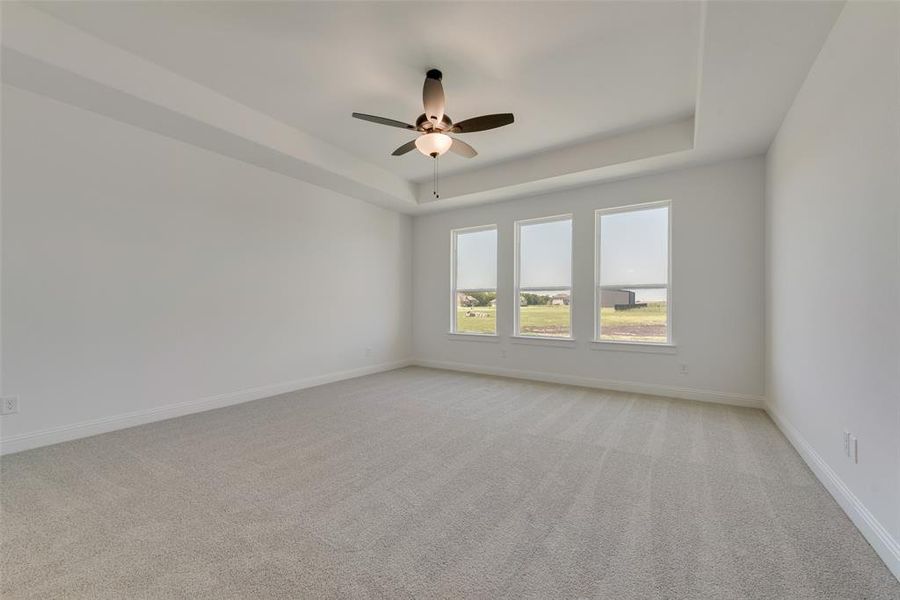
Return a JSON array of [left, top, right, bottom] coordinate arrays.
[[449, 224, 499, 336], [594, 200, 673, 346], [513, 213, 575, 341]]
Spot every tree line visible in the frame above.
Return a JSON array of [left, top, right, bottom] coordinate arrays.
[[520, 293, 552, 306], [462, 292, 552, 307]]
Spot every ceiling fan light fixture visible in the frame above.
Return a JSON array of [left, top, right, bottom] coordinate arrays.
[[415, 132, 452, 157]]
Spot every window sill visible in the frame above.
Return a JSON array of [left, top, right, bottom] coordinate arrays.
[[590, 341, 677, 354], [446, 332, 500, 342], [510, 335, 576, 348]]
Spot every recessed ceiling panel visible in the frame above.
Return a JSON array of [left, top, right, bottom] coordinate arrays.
[[37, 1, 702, 182]]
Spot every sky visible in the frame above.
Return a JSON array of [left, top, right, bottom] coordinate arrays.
[[455, 206, 668, 299], [456, 228, 497, 289], [599, 206, 668, 286], [599, 205, 669, 302], [519, 218, 572, 288]]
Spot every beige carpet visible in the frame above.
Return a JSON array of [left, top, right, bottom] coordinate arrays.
[[2, 367, 898, 599]]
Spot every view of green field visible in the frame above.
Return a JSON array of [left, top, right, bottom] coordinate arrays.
[[454, 306, 497, 334], [517, 305, 571, 337], [455, 305, 572, 336], [599, 301, 667, 343], [455, 301, 667, 342]]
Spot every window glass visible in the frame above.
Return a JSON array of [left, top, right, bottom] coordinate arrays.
[[519, 219, 572, 288], [599, 206, 668, 286], [456, 228, 497, 290], [597, 204, 670, 344], [516, 217, 573, 338], [453, 227, 497, 334]]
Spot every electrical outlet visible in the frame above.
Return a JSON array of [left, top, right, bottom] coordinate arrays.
[[679, 363, 688, 375], [365, 347, 372, 357], [500, 349, 507, 358], [843, 430, 850, 456], [1, 396, 19, 415]]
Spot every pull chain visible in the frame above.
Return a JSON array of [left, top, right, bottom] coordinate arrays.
[[432, 155, 440, 199]]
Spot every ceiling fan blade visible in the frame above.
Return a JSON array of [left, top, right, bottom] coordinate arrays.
[[449, 138, 477, 158], [391, 139, 418, 156], [352, 112, 416, 130], [422, 69, 445, 126], [451, 113, 515, 133]]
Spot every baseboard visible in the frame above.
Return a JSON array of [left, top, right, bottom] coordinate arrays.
[[412, 358, 763, 408], [766, 402, 900, 582], [0, 358, 413, 456]]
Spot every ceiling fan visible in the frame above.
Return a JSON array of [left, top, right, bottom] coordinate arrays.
[[352, 69, 514, 160]]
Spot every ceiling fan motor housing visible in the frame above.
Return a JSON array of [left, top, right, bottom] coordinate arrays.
[[416, 113, 452, 131]]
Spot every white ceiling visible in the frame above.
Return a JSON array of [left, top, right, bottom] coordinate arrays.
[[5, 1, 844, 213], [35, 1, 702, 182]]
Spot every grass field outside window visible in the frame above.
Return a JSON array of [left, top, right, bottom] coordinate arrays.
[[454, 301, 668, 339], [598, 301, 667, 343], [457, 303, 576, 336]]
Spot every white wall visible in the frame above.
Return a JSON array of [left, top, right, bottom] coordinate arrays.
[[413, 157, 765, 404], [0, 85, 412, 452], [765, 0, 900, 577]]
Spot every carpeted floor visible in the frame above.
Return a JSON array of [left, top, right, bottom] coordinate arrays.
[[2, 367, 898, 599]]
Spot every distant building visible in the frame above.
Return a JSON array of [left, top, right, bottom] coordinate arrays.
[[600, 289, 634, 308], [550, 292, 570, 306], [600, 289, 648, 310], [489, 298, 497, 307]]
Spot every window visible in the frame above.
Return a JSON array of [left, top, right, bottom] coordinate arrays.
[[451, 225, 497, 335], [595, 201, 671, 344], [515, 215, 573, 338]]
